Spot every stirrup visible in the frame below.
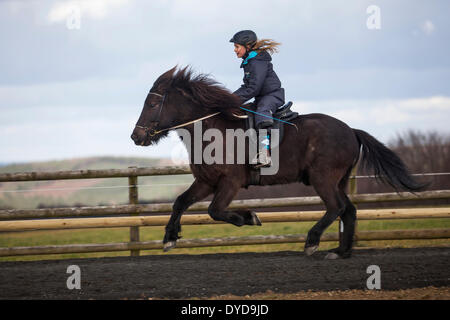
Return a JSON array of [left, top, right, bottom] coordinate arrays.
[[252, 152, 272, 168]]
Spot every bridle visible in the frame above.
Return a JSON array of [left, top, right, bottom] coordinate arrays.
[[135, 91, 220, 137], [135, 92, 166, 137]]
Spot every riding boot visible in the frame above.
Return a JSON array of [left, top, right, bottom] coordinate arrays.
[[253, 130, 272, 168]]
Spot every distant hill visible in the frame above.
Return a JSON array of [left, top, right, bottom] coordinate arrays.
[[0, 156, 173, 173], [0, 156, 193, 209]]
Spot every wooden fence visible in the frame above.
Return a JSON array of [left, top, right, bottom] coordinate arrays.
[[0, 166, 449, 257]]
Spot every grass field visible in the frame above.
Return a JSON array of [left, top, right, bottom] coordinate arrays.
[[1, 217, 449, 261]]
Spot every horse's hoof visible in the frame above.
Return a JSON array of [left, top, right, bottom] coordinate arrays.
[[251, 211, 262, 226], [163, 241, 177, 252], [304, 245, 318, 256], [324, 252, 340, 260]]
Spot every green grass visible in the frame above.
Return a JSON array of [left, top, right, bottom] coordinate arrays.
[[1, 218, 449, 262]]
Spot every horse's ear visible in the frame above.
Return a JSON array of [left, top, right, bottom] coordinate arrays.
[[165, 65, 178, 78], [154, 66, 178, 89]]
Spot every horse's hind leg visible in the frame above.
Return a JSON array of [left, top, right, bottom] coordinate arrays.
[[163, 179, 213, 251], [304, 171, 347, 256], [208, 178, 262, 227], [325, 192, 356, 259], [324, 166, 357, 259]]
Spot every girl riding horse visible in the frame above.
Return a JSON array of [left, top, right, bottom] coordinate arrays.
[[230, 30, 285, 167]]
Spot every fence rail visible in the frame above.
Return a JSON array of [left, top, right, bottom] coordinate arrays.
[[0, 166, 192, 182], [1, 190, 449, 220], [1, 229, 449, 257], [1, 207, 449, 233], [0, 166, 449, 258]]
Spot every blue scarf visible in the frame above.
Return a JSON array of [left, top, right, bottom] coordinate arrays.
[[242, 51, 258, 65]]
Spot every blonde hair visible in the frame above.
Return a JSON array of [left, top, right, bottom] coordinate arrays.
[[250, 39, 281, 54]]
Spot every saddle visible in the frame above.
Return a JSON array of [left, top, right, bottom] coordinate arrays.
[[241, 101, 299, 185], [244, 101, 298, 139]]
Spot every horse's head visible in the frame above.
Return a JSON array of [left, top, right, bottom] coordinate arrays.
[[131, 66, 180, 146], [131, 66, 242, 146]]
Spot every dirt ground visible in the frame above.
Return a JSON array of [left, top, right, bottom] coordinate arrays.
[[208, 286, 450, 300], [0, 247, 449, 300]]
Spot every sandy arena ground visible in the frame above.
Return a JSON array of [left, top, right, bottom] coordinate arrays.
[[0, 247, 448, 300]]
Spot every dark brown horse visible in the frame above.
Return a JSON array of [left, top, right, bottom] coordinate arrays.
[[131, 66, 427, 259]]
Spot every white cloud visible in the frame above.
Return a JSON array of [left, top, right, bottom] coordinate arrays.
[[421, 20, 435, 35], [47, 0, 131, 23], [0, 103, 178, 162], [1, 95, 450, 163], [331, 108, 366, 123], [290, 96, 450, 141], [396, 96, 450, 111], [370, 105, 411, 125]]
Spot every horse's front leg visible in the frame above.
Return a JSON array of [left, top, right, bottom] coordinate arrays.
[[163, 179, 213, 252], [208, 178, 262, 227]]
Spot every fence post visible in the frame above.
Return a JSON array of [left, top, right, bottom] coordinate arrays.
[[128, 167, 140, 257]]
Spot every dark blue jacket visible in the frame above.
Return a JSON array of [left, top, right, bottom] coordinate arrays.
[[233, 50, 285, 105]]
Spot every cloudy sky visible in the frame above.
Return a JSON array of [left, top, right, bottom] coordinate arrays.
[[1, 0, 449, 163]]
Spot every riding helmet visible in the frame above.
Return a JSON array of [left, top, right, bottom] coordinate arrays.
[[229, 30, 257, 46]]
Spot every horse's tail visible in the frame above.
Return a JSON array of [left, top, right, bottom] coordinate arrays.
[[353, 129, 429, 192]]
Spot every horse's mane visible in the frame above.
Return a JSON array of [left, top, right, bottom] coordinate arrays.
[[167, 66, 246, 119]]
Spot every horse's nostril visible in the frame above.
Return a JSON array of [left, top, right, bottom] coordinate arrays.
[[131, 134, 137, 141]]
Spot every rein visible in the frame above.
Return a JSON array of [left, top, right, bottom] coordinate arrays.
[[135, 92, 221, 137]]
